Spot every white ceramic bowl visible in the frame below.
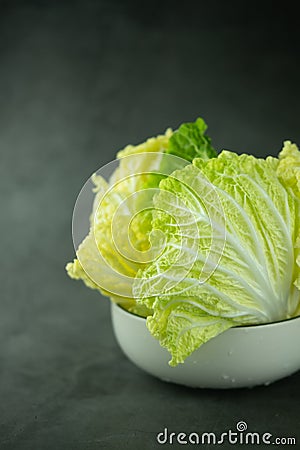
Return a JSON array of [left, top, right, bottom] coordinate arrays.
[[111, 302, 300, 389]]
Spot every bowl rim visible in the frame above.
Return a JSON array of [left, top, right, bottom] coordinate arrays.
[[112, 302, 300, 330]]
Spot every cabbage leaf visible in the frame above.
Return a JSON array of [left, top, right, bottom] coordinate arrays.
[[66, 118, 217, 316], [134, 147, 300, 365]]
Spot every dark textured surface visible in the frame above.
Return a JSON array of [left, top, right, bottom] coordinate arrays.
[[1, 2, 300, 449]]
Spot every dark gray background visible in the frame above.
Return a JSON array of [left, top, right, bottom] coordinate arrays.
[[1, 1, 299, 449]]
